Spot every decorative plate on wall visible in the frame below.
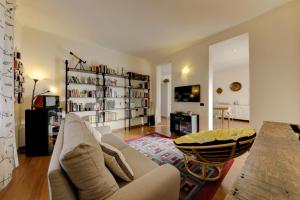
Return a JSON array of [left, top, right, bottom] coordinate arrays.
[[230, 82, 242, 92], [216, 88, 223, 94]]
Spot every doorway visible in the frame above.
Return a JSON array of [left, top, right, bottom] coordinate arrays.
[[209, 33, 250, 130], [156, 63, 172, 124]]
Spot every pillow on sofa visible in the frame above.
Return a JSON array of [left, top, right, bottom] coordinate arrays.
[[60, 114, 119, 200], [84, 121, 102, 142], [100, 142, 134, 182]]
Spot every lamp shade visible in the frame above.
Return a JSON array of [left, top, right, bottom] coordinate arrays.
[[28, 71, 46, 81]]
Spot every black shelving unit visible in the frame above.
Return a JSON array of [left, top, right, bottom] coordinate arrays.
[[65, 61, 150, 129], [25, 108, 62, 156]]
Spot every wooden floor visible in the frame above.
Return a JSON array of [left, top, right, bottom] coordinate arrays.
[[0, 118, 249, 200]]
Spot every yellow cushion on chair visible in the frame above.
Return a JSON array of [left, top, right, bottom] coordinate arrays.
[[174, 127, 256, 146]]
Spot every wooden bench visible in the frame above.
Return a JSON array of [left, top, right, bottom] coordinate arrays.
[[225, 121, 300, 199]]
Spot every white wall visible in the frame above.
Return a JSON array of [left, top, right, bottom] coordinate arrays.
[[161, 83, 168, 117], [213, 67, 249, 105], [155, 63, 171, 123], [159, 0, 300, 131], [14, 25, 154, 139], [170, 47, 209, 130], [161, 74, 171, 117]]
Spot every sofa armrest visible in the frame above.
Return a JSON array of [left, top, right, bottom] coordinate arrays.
[[106, 164, 180, 200]]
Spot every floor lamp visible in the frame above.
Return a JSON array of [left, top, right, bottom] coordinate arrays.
[[31, 78, 49, 110]]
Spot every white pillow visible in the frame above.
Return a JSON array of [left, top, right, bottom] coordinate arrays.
[[100, 142, 134, 182], [84, 121, 102, 142]]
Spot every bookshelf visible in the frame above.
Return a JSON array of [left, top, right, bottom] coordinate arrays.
[[65, 61, 150, 129]]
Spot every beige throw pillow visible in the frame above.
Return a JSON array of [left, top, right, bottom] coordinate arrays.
[[100, 142, 134, 182], [60, 114, 119, 200]]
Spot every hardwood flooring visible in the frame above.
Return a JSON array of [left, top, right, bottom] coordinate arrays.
[[0, 118, 249, 200]]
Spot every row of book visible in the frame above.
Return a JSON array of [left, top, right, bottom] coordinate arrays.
[[105, 100, 116, 110], [105, 87, 125, 98], [127, 90, 149, 98], [127, 72, 150, 81], [88, 115, 103, 124], [130, 82, 149, 89], [104, 112, 121, 122], [67, 101, 103, 112], [68, 74, 149, 91], [105, 78, 119, 86], [90, 65, 125, 76], [67, 99, 147, 112], [128, 99, 149, 108], [68, 75, 103, 85], [88, 112, 122, 124], [67, 89, 103, 98]]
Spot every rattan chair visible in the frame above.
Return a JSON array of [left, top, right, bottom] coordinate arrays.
[[174, 128, 256, 181]]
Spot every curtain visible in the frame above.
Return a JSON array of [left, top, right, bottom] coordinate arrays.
[[0, 0, 18, 190]]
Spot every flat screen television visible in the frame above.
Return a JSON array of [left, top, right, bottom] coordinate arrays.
[[175, 85, 200, 102]]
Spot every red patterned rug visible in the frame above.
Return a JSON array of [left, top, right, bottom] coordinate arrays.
[[126, 132, 234, 200]]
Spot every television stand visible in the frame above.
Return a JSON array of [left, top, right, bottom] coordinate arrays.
[[170, 113, 199, 135]]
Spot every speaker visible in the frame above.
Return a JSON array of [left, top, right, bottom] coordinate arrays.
[[148, 115, 155, 126]]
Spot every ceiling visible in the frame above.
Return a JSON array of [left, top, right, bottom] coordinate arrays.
[[16, 0, 292, 63], [212, 33, 249, 72]]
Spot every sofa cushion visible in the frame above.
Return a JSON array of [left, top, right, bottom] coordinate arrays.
[[60, 114, 119, 200], [101, 134, 129, 151], [48, 121, 77, 200], [84, 121, 102, 142], [95, 126, 112, 135], [100, 142, 134, 182], [120, 146, 158, 179]]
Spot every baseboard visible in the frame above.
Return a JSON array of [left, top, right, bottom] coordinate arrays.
[[18, 146, 26, 154], [218, 117, 249, 122]]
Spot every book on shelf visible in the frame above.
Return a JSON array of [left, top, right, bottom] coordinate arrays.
[[67, 89, 103, 98], [105, 78, 118, 86], [127, 72, 149, 81], [142, 99, 148, 107], [105, 87, 126, 98], [89, 115, 103, 124], [128, 90, 149, 98], [66, 64, 150, 128], [104, 99, 116, 110], [104, 111, 120, 122], [68, 75, 103, 85], [89, 65, 125, 76], [67, 101, 103, 112]]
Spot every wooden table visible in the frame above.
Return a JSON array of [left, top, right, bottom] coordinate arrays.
[[213, 106, 228, 129], [225, 121, 300, 200]]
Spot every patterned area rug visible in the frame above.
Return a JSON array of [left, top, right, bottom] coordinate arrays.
[[127, 133, 234, 200]]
